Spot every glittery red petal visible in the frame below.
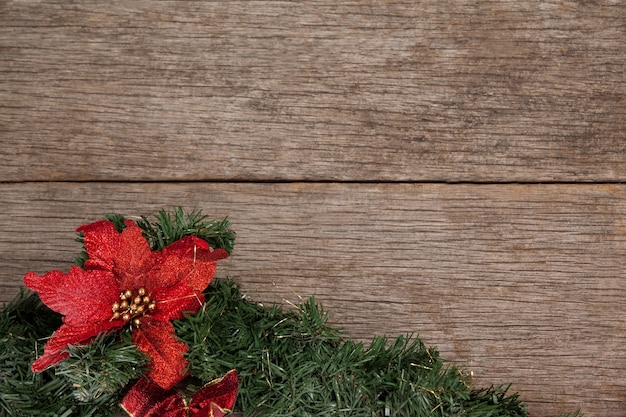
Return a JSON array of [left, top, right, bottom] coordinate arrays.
[[150, 283, 204, 322], [189, 370, 238, 417], [24, 267, 119, 324], [133, 318, 189, 390], [78, 220, 155, 290], [31, 319, 122, 372], [121, 370, 238, 417], [153, 236, 228, 292], [120, 377, 186, 417]]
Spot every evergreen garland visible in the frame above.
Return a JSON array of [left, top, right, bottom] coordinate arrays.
[[0, 208, 583, 416]]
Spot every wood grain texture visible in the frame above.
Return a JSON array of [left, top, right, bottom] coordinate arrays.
[[0, 182, 624, 416], [1, 0, 625, 182]]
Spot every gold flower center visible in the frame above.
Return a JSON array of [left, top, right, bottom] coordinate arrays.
[[111, 287, 156, 327]]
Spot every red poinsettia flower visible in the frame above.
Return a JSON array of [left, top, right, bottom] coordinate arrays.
[[121, 369, 239, 417], [24, 219, 228, 390]]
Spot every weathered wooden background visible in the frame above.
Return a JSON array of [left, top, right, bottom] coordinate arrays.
[[1, 1, 625, 416]]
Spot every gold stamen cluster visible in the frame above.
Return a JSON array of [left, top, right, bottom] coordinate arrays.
[[111, 287, 156, 327]]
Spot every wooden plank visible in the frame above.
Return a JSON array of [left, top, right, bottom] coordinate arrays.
[[1, 1, 624, 182], [0, 182, 624, 416]]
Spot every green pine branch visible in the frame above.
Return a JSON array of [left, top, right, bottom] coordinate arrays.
[[0, 291, 119, 417], [177, 279, 535, 417], [136, 207, 235, 254], [54, 334, 147, 404]]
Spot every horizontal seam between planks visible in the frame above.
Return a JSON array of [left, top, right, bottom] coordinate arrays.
[[2, 179, 626, 186]]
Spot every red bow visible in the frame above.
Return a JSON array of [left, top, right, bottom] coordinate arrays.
[[120, 370, 238, 417]]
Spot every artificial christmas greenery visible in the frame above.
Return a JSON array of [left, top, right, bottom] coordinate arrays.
[[0, 208, 583, 416]]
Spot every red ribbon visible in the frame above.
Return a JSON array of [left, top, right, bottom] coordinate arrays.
[[120, 370, 238, 417]]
